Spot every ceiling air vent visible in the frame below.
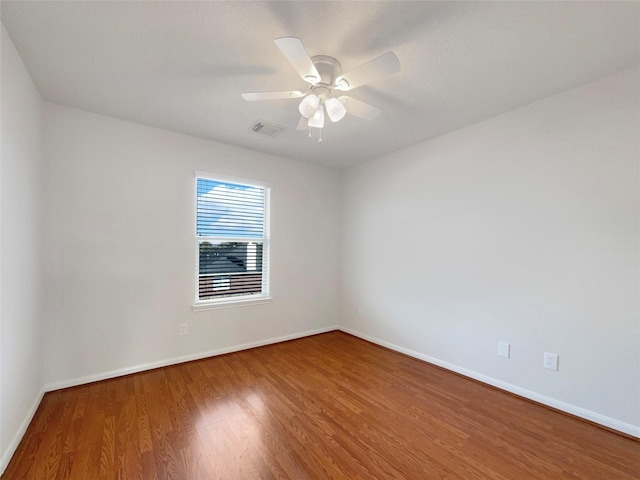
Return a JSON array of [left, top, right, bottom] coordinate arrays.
[[250, 120, 285, 138]]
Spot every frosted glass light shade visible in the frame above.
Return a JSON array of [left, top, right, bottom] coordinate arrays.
[[325, 98, 347, 122], [308, 105, 325, 128], [298, 94, 320, 119]]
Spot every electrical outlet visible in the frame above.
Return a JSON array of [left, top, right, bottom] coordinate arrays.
[[179, 323, 188, 336], [498, 342, 510, 359], [544, 352, 558, 371]]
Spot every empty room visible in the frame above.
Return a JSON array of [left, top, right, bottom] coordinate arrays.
[[1, 1, 639, 479]]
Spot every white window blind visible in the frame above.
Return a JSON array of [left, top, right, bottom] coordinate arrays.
[[196, 175, 269, 304]]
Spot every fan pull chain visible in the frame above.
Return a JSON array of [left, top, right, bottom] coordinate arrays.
[[308, 127, 311, 139], [318, 129, 323, 143]]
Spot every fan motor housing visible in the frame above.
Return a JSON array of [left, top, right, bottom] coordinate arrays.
[[311, 55, 341, 86]]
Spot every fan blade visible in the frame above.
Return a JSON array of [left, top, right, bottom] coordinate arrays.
[[241, 90, 304, 101], [340, 96, 381, 121], [334, 51, 400, 91], [296, 117, 308, 130], [274, 37, 321, 84]]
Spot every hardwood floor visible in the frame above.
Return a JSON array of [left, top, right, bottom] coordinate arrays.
[[3, 331, 638, 479]]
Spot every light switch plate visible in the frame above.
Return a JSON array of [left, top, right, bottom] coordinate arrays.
[[498, 342, 510, 359]]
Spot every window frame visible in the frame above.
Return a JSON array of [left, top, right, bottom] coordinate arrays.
[[193, 171, 272, 311]]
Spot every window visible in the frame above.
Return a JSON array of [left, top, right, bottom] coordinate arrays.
[[195, 173, 270, 308]]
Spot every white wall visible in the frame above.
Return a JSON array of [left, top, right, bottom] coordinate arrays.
[[0, 25, 45, 470], [341, 67, 640, 434], [42, 103, 342, 387]]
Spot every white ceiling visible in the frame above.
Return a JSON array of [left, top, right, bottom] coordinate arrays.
[[2, 1, 639, 169]]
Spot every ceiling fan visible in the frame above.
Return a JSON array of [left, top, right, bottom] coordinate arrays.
[[241, 37, 400, 142]]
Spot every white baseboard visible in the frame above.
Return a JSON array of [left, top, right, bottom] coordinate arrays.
[[44, 325, 339, 392], [1, 386, 45, 475], [339, 327, 640, 439]]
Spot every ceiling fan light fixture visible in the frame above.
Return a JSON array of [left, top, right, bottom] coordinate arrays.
[[325, 97, 347, 122], [299, 94, 320, 119], [308, 104, 325, 128]]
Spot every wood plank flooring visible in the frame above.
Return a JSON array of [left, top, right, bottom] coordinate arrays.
[[2, 331, 638, 479]]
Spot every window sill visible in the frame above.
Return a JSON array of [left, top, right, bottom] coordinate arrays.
[[192, 296, 273, 312]]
